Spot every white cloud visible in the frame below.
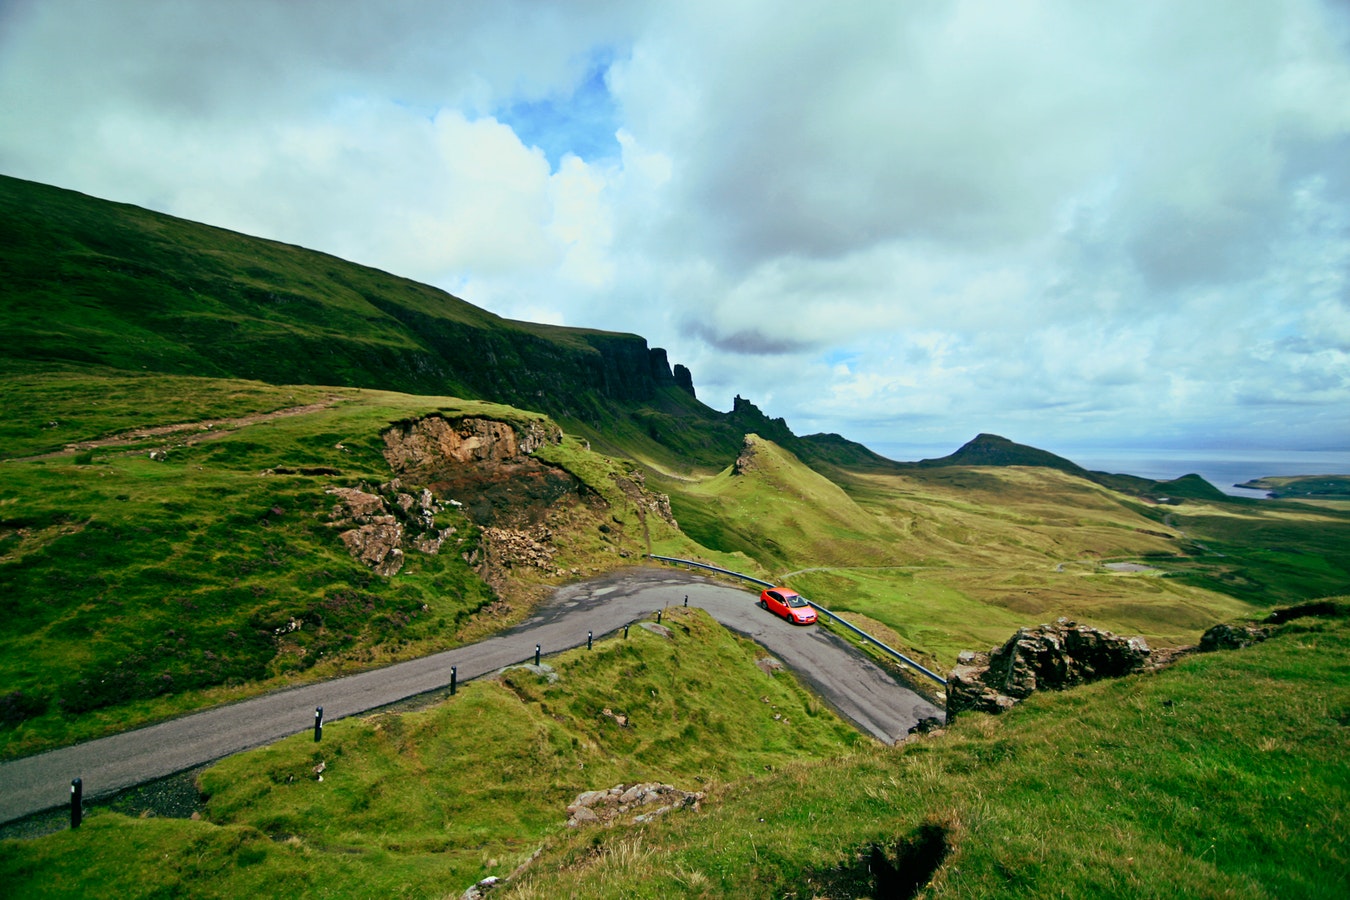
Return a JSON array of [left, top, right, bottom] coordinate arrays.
[[0, 0, 1347, 452]]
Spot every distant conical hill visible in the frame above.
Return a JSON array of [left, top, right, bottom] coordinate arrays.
[[906, 434, 1230, 501], [911, 434, 1088, 475]]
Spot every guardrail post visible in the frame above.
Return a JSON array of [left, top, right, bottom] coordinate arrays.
[[70, 777, 82, 829], [534, 644, 541, 666], [450, 665, 457, 696], [684, 594, 688, 607], [587, 630, 593, 650], [314, 706, 323, 743], [656, 610, 663, 624], [623, 624, 629, 639]]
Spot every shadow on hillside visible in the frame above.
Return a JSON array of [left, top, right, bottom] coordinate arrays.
[[799, 821, 950, 899]]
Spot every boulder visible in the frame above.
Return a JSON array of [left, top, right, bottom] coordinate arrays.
[[947, 618, 1151, 718], [339, 521, 405, 576], [1199, 622, 1271, 652]]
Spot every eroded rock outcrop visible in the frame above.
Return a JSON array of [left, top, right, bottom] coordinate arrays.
[[382, 416, 577, 527], [947, 618, 1151, 717]]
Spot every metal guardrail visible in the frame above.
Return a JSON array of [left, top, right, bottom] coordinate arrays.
[[647, 555, 948, 686]]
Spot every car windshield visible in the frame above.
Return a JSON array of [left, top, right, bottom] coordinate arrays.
[[785, 595, 807, 608]]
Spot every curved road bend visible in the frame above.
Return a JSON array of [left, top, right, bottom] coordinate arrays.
[[0, 567, 943, 825]]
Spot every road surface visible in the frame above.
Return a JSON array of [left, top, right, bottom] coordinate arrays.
[[0, 566, 943, 824]]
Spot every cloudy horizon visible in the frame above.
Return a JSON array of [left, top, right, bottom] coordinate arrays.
[[2, 0, 1347, 456]]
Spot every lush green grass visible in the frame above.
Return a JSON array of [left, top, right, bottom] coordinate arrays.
[[0, 372, 702, 759], [667, 435, 907, 571], [501, 611, 1350, 898], [1139, 500, 1350, 608], [0, 608, 862, 897]]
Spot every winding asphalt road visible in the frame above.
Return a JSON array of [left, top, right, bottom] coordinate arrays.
[[0, 566, 943, 825]]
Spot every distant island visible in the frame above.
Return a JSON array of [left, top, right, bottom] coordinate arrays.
[[1235, 474, 1350, 499]]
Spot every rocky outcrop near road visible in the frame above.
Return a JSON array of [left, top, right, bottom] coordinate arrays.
[[382, 415, 579, 528], [327, 482, 460, 577], [947, 618, 1152, 717]]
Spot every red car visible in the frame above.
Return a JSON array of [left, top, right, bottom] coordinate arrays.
[[759, 587, 817, 625]]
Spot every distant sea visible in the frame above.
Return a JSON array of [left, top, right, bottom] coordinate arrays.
[[870, 444, 1350, 498]]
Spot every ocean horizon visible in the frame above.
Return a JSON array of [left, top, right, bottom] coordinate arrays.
[[868, 444, 1350, 498]]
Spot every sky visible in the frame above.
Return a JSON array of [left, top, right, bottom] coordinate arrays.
[[2, 0, 1348, 458]]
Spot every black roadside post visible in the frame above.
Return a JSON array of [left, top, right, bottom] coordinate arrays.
[[450, 665, 457, 696], [623, 623, 629, 639], [587, 630, 593, 650], [534, 644, 541, 666], [70, 777, 82, 829], [657, 609, 663, 624], [314, 706, 323, 743], [684, 594, 688, 607]]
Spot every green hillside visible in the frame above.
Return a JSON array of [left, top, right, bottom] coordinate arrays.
[[0, 174, 875, 474]]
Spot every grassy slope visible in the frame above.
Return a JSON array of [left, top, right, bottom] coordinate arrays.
[[0, 372, 702, 758], [667, 435, 903, 569], [4, 610, 1344, 898], [505, 612, 1350, 899], [0, 174, 891, 476]]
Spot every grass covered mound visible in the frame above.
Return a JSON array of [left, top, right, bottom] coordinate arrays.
[[504, 608, 1350, 898], [0, 608, 862, 897]]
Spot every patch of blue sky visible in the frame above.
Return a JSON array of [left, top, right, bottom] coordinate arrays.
[[823, 348, 861, 370], [496, 51, 621, 170]]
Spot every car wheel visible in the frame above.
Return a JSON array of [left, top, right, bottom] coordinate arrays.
[[758, 599, 767, 609]]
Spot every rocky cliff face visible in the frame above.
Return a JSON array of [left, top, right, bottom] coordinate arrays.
[[382, 415, 574, 528]]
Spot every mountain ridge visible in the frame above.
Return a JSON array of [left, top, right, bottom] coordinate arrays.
[[0, 174, 900, 475]]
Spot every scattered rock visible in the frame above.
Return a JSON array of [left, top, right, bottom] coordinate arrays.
[[325, 481, 457, 576], [947, 618, 1152, 718], [461, 875, 501, 900], [500, 663, 559, 684], [639, 622, 673, 639], [338, 520, 405, 576], [565, 782, 704, 828], [481, 526, 556, 570], [327, 486, 387, 521], [755, 657, 785, 676]]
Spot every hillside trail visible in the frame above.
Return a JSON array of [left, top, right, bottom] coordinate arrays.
[[4, 398, 342, 463]]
